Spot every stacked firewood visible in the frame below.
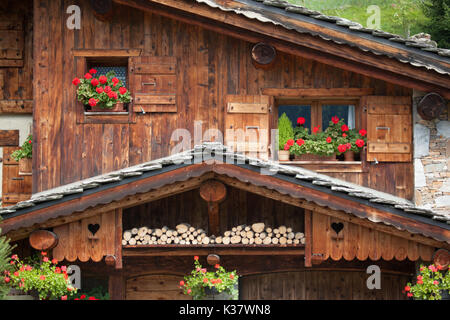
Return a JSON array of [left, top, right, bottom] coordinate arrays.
[[122, 222, 305, 246]]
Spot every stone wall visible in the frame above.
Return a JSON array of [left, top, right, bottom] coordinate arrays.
[[413, 90, 450, 214]]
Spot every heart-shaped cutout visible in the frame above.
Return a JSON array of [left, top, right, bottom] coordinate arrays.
[[331, 222, 344, 234], [88, 223, 100, 236]]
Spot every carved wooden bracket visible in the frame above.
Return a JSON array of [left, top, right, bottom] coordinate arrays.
[[89, 0, 114, 22], [251, 43, 276, 70], [417, 93, 445, 120], [199, 180, 227, 236], [29, 230, 59, 251]]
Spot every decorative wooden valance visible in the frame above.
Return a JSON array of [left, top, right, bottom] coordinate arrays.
[[311, 212, 434, 262], [52, 209, 122, 268]]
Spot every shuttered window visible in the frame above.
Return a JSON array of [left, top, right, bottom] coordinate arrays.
[[129, 56, 177, 113], [362, 96, 412, 162]]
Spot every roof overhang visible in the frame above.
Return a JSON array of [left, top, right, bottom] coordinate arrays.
[[1, 148, 449, 247], [111, 0, 450, 98]]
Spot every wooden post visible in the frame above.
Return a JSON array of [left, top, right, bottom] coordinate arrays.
[[115, 208, 123, 269], [199, 180, 227, 236], [109, 271, 125, 300], [304, 210, 312, 267]]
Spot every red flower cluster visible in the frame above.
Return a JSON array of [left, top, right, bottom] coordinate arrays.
[[297, 117, 306, 126], [331, 116, 339, 124], [296, 139, 305, 146], [312, 126, 320, 134]]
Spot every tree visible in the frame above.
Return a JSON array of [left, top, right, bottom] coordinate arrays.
[[422, 0, 450, 48], [0, 218, 14, 299]]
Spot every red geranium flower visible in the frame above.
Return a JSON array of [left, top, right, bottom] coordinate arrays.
[[61, 295, 67, 300], [179, 281, 185, 286], [297, 117, 305, 126], [4, 277, 10, 283], [41, 251, 47, 256], [14, 271, 19, 277], [286, 139, 294, 147], [187, 289, 192, 294], [326, 137, 332, 143], [283, 144, 290, 151], [230, 274, 234, 280], [355, 139, 365, 148], [341, 124, 349, 132], [194, 256, 199, 261], [203, 278, 208, 283], [296, 139, 305, 146], [337, 144, 347, 153], [52, 259, 58, 265], [107, 91, 117, 99], [88, 297, 97, 300], [119, 87, 127, 95], [84, 73, 92, 80], [80, 295, 86, 299], [40, 275, 46, 280], [88, 98, 97, 107], [404, 285, 411, 292], [342, 133, 347, 138], [43, 257, 49, 262], [215, 264, 220, 269], [312, 126, 319, 134], [407, 293, 413, 297], [89, 68, 97, 74], [99, 75, 108, 84], [72, 78, 80, 86], [91, 78, 99, 87], [331, 116, 339, 124], [104, 86, 111, 93], [112, 77, 119, 84], [359, 129, 367, 136], [96, 87, 103, 94]]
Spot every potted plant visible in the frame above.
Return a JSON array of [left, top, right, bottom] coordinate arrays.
[[180, 256, 239, 300], [404, 264, 450, 300], [10, 134, 32, 176], [291, 121, 335, 161], [72, 69, 132, 112], [4, 251, 77, 300], [278, 113, 294, 161], [323, 116, 367, 161]]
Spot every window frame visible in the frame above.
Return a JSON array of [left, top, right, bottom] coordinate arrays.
[[275, 98, 361, 133]]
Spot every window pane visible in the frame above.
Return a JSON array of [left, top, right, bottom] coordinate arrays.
[[322, 105, 355, 130], [92, 66, 127, 86], [278, 105, 311, 130]]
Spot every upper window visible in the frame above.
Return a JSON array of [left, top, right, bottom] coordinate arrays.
[[277, 99, 358, 133]]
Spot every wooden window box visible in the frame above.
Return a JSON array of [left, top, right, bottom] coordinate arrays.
[[122, 244, 305, 257], [279, 161, 364, 173]]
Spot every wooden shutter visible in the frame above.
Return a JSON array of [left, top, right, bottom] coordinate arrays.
[[129, 56, 177, 113], [224, 95, 271, 160], [1, 147, 31, 206], [362, 96, 412, 162], [0, 13, 24, 67]]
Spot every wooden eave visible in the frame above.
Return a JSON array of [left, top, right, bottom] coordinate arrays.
[[1, 161, 449, 249], [112, 0, 450, 98]]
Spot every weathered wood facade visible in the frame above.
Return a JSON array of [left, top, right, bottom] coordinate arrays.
[[1, 0, 449, 300]]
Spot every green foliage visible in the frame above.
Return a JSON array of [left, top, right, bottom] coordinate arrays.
[[421, 0, 450, 48], [278, 113, 294, 150], [286, 0, 428, 38], [7, 252, 77, 300], [74, 70, 132, 109], [0, 219, 15, 300], [10, 134, 32, 162], [405, 264, 450, 300], [181, 256, 239, 300], [287, 115, 367, 156]]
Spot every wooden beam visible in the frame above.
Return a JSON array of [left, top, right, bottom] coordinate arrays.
[[0, 130, 19, 146], [304, 209, 312, 267], [72, 49, 142, 57], [261, 88, 375, 97], [113, 0, 450, 98], [114, 208, 123, 269], [0, 100, 33, 114], [122, 245, 305, 257]]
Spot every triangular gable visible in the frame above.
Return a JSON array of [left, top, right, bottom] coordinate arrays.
[[1, 143, 449, 247]]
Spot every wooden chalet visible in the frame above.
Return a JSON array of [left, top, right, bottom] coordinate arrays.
[[0, 0, 449, 300]]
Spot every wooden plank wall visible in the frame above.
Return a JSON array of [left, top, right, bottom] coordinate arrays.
[[123, 186, 305, 236], [239, 271, 410, 300], [311, 212, 435, 262], [33, 0, 413, 202], [1, 147, 32, 206], [0, 0, 33, 111]]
